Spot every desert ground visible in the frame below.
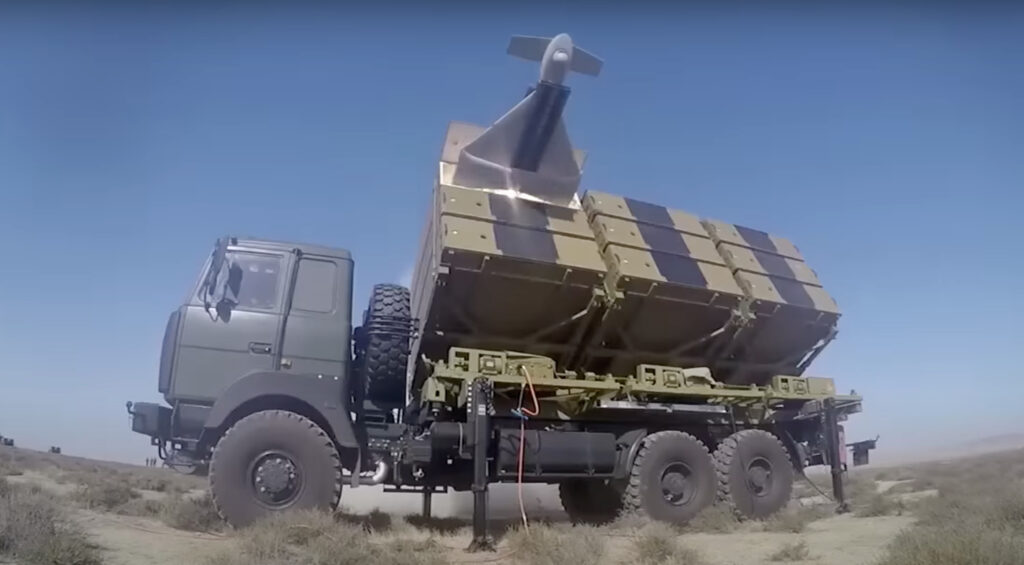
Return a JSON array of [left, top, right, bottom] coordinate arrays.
[[2, 445, 1023, 565]]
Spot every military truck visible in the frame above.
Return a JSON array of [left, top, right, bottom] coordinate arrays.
[[127, 33, 869, 544]]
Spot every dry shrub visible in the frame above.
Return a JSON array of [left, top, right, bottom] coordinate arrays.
[[403, 514, 467, 534], [119, 469, 196, 495], [0, 463, 23, 477], [634, 522, 707, 565], [0, 453, 24, 476], [0, 482, 102, 565], [844, 473, 877, 503], [877, 525, 1024, 565], [124, 473, 174, 493], [873, 470, 894, 481], [761, 506, 831, 533], [61, 467, 192, 496], [989, 491, 1024, 528], [115, 497, 163, 518], [855, 493, 904, 517], [884, 468, 917, 482], [768, 540, 811, 562], [876, 451, 1024, 564], [160, 493, 224, 532], [237, 509, 339, 561], [506, 522, 606, 565], [71, 477, 139, 511], [684, 505, 741, 533], [913, 484, 1024, 533], [608, 511, 653, 531], [885, 478, 936, 495], [377, 538, 448, 565], [338, 507, 393, 532], [203, 509, 448, 565]]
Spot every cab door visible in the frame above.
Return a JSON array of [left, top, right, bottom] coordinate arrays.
[[278, 254, 352, 378], [171, 247, 291, 402]]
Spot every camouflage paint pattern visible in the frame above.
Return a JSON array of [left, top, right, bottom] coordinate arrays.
[[408, 174, 608, 392], [410, 135, 842, 391], [703, 218, 839, 315], [702, 218, 840, 379]]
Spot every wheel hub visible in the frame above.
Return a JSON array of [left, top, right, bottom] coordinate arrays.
[[745, 457, 773, 497], [251, 451, 301, 507], [660, 463, 694, 506]]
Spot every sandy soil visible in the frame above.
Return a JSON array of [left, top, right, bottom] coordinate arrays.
[[678, 515, 913, 565], [2, 448, 920, 565], [70, 506, 912, 565]]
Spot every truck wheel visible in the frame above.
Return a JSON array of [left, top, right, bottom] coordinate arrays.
[[210, 410, 342, 527], [624, 431, 716, 525], [559, 479, 623, 525], [359, 284, 411, 407], [714, 429, 794, 519]]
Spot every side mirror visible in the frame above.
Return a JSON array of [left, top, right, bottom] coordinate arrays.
[[204, 237, 229, 299], [214, 261, 244, 319], [201, 237, 234, 317]]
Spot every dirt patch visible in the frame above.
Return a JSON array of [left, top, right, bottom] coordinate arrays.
[[76, 510, 229, 565], [650, 515, 913, 565]]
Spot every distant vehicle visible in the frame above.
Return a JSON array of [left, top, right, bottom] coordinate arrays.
[[127, 33, 871, 545], [0, 437, 14, 447], [49, 446, 62, 454]]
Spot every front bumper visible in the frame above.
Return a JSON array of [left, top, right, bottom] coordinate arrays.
[[127, 401, 172, 440]]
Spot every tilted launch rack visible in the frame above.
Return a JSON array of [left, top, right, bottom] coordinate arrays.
[[409, 148, 842, 389]]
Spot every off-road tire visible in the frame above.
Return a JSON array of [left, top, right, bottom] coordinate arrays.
[[210, 410, 342, 527], [623, 431, 717, 524], [359, 284, 411, 406], [714, 429, 794, 519], [559, 479, 623, 525]]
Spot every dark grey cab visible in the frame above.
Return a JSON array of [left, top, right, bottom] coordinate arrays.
[[129, 236, 358, 471]]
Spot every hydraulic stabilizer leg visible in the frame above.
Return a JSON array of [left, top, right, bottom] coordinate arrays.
[[824, 398, 849, 513], [467, 378, 495, 552], [422, 491, 432, 519]]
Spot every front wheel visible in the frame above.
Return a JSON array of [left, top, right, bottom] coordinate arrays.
[[209, 410, 342, 527]]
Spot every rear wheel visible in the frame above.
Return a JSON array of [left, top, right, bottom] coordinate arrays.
[[714, 429, 794, 519], [559, 479, 623, 525], [623, 431, 717, 524], [209, 410, 342, 527]]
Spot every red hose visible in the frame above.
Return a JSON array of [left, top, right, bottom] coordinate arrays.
[[517, 366, 540, 531]]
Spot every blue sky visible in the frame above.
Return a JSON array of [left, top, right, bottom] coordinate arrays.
[[1, 3, 1021, 463]]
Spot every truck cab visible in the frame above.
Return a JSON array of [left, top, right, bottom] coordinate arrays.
[[130, 236, 361, 474]]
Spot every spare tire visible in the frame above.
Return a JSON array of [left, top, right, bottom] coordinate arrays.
[[357, 284, 412, 407]]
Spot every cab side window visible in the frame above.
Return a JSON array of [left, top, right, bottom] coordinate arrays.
[[292, 258, 338, 314]]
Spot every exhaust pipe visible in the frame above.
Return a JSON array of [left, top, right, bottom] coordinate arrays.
[[341, 460, 389, 486]]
